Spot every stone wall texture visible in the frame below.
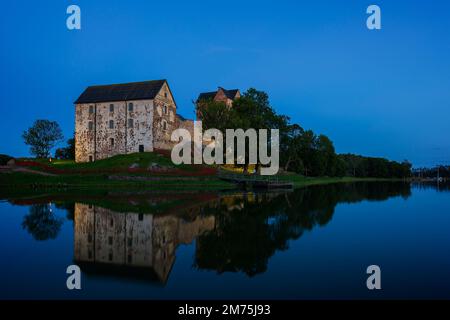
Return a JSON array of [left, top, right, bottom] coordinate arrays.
[[75, 99, 154, 162], [75, 82, 198, 162]]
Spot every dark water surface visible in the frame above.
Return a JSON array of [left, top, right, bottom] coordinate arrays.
[[0, 182, 449, 299]]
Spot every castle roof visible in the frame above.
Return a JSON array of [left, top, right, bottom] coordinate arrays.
[[197, 87, 240, 102], [74, 79, 167, 104]]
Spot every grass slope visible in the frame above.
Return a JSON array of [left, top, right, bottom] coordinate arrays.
[[1, 152, 400, 192]]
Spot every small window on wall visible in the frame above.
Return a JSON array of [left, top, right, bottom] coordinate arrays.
[[110, 138, 114, 147], [128, 102, 134, 112], [89, 105, 94, 114], [128, 118, 134, 128], [88, 121, 94, 130], [109, 104, 114, 112], [109, 120, 114, 129], [89, 155, 93, 162], [163, 105, 168, 114], [162, 121, 167, 130], [164, 92, 168, 98]]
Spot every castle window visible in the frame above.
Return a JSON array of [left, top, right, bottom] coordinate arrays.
[[110, 138, 114, 147], [108, 236, 113, 245], [89, 155, 93, 162], [110, 219, 114, 227], [89, 105, 94, 114], [88, 121, 94, 130], [162, 121, 167, 130], [109, 104, 114, 112], [127, 237, 132, 247], [128, 118, 134, 128], [163, 105, 168, 114], [138, 213, 143, 221], [109, 120, 114, 129], [88, 234, 92, 243], [164, 92, 168, 98], [128, 102, 133, 112]]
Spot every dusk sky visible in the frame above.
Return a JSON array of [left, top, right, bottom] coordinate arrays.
[[1, 0, 449, 167]]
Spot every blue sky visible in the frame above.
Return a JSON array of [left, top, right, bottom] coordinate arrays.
[[0, 0, 449, 167]]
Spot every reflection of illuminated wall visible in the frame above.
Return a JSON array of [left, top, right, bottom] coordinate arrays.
[[73, 203, 215, 282], [74, 204, 153, 267]]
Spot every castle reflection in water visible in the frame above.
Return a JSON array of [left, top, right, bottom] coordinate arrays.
[[72, 192, 271, 283], [73, 203, 216, 283]]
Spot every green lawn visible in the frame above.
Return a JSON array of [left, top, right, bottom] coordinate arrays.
[[27, 152, 195, 171], [2, 153, 402, 192]]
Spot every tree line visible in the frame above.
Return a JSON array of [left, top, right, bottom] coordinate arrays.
[[198, 88, 412, 178], [412, 165, 450, 179]]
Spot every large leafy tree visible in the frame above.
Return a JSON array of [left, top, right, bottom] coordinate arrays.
[[232, 89, 289, 173], [281, 123, 304, 172], [22, 120, 64, 158], [197, 100, 236, 133]]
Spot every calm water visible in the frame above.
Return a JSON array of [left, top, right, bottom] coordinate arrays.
[[0, 182, 449, 299]]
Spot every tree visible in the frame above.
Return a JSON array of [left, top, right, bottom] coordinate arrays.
[[281, 124, 304, 172], [197, 100, 235, 133], [55, 137, 75, 160], [314, 134, 336, 176], [199, 88, 287, 174], [22, 120, 64, 158], [233, 89, 288, 174]]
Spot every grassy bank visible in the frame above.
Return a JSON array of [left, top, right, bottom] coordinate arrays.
[[0, 153, 402, 194], [0, 171, 234, 191], [277, 174, 398, 188]]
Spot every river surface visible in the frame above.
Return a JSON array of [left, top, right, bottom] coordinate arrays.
[[0, 181, 449, 299]]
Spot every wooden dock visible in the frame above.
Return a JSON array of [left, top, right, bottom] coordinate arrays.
[[218, 172, 293, 190]]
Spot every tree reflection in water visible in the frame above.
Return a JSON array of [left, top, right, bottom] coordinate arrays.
[[22, 204, 64, 241], [195, 182, 411, 276]]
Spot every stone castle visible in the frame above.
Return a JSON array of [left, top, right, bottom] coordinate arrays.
[[74, 80, 239, 163]]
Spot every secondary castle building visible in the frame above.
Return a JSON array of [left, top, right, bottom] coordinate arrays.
[[197, 87, 241, 108], [74, 80, 193, 163]]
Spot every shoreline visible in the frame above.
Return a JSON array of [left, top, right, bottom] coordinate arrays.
[[0, 171, 405, 195]]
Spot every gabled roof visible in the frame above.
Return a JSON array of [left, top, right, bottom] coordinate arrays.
[[74, 80, 167, 104], [196, 87, 240, 102], [221, 88, 240, 100], [197, 91, 217, 102]]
